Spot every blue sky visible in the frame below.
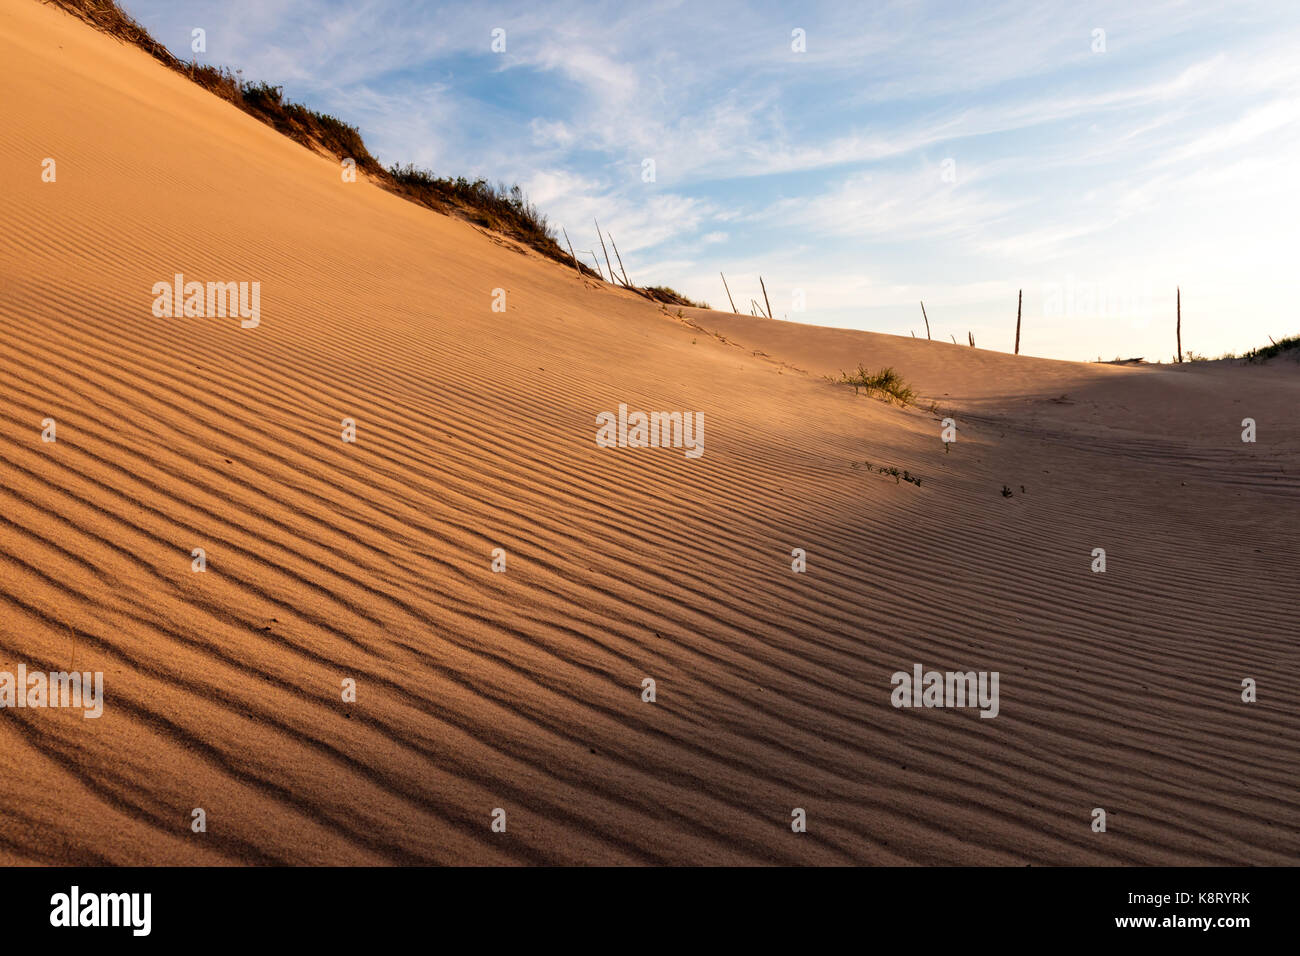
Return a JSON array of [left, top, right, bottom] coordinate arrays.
[[124, 0, 1300, 360]]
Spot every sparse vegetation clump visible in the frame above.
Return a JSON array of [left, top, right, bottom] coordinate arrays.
[[386, 167, 554, 249], [643, 286, 709, 309], [858, 462, 922, 487], [43, 0, 169, 61], [836, 365, 916, 405], [1243, 334, 1300, 363]]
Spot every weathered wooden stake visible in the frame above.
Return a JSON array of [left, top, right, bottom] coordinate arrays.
[[609, 233, 631, 286], [1015, 288, 1022, 355], [920, 300, 930, 340], [1176, 286, 1182, 363], [720, 272, 738, 313], [562, 228, 581, 275], [594, 220, 614, 284]]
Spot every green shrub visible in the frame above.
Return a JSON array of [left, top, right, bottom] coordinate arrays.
[[837, 365, 916, 405]]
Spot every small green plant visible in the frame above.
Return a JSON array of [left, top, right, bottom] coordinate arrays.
[[837, 365, 916, 405]]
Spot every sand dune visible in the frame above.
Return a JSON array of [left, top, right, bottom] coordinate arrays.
[[1, 0, 1297, 865]]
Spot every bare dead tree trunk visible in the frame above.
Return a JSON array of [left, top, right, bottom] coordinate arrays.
[[920, 301, 930, 339], [720, 272, 737, 313], [968, 331, 975, 348], [589, 251, 604, 281], [760, 276, 773, 319]]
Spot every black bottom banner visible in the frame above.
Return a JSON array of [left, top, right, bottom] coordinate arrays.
[[0, 865, 1282, 943]]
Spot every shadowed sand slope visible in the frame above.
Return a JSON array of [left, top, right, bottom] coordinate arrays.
[[1, 1, 1297, 865]]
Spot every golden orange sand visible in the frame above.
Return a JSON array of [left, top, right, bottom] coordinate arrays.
[[0, 0, 1296, 865]]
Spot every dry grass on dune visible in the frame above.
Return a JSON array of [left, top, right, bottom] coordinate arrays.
[[1, 0, 1297, 867]]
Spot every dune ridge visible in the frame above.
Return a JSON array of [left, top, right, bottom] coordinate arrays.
[[1, 0, 1297, 865]]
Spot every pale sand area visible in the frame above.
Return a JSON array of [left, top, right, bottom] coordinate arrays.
[[0, 0, 1296, 864]]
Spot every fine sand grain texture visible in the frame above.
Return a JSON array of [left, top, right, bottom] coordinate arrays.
[[1, 0, 1297, 865]]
